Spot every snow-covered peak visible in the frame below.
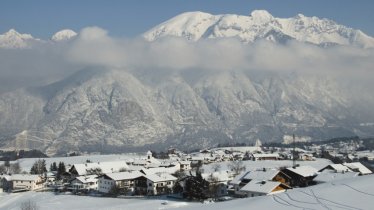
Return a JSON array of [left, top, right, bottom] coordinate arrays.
[[144, 10, 374, 48], [51, 29, 77, 42], [250, 10, 274, 23], [0, 29, 37, 49], [143, 11, 219, 41]]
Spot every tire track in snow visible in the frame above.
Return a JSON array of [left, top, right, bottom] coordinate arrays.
[[299, 190, 362, 210], [341, 184, 374, 197], [309, 189, 331, 210], [273, 194, 316, 210], [285, 192, 319, 205]]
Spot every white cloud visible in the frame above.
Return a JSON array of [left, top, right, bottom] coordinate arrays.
[[0, 26, 373, 93]]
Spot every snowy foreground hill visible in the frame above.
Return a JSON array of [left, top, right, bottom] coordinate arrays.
[[0, 10, 374, 155], [1, 173, 374, 209]]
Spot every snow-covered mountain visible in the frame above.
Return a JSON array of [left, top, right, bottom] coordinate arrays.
[[1, 11, 374, 155], [51, 29, 77, 42], [0, 68, 373, 156], [0, 29, 40, 49], [0, 28, 77, 48], [144, 10, 374, 48]]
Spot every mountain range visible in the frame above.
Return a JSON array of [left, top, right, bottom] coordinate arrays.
[[0, 10, 373, 156]]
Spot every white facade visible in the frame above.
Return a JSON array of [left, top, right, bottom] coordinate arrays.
[[145, 173, 177, 195], [98, 177, 116, 193], [71, 175, 98, 191], [11, 174, 44, 191]]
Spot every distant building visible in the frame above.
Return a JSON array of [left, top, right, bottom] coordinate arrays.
[[239, 180, 291, 197], [11, 174, 44, 191]]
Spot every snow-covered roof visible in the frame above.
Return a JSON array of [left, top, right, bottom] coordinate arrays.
[[240, 180, 284, 194], [11, 174, 41, 181], [201, 171, 231, 182], [141, 166, 179, 175], [242, 169, 280, 181], [0, 175, 11, 181], [320, 164, 352, 173], [71, 161, 129, 176], [145, 173, 177, 183], [179, 161, 191, 165], [104, 171, 144, 181], [286, 166, 318, 177], [230, 171, 250, 185], [253, 153, 280, 158], [75, 175, 98, 184], [314, 171, 359, 183], [343, 162, 372, 175]]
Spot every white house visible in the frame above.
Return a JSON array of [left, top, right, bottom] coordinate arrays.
[[70, 175, 98, 192], [135, 173, 177, 195], [179, 161, 191, 171], [239, 180, 290, 197], [11, 174, 44, 191], [98, 171, 144, 194]]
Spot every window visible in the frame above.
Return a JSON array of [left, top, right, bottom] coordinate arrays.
[[148, 183, 152, 187]]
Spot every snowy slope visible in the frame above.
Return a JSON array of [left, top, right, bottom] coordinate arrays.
[[1, 173, 374, 209], [144, 10, 374, 48]]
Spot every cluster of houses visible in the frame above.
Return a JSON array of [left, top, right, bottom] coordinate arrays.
[[1, 148, 373, 200]]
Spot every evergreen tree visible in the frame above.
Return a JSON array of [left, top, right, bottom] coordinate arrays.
[[57, 162, 66, 180], [50, 162, 58, 172], [183, 172, 209, 201], [30, 159, 47, 175]]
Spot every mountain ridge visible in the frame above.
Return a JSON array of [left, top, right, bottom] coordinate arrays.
[[143, 10, 374, 48]]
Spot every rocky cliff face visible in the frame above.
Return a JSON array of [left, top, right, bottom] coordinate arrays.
[[0, 67, 372, 156]]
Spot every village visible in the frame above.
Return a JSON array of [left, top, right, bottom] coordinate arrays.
[[1, 138, 373, 204]]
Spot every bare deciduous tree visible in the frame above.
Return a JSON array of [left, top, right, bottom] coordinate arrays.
[[228, 160, 246, 176]]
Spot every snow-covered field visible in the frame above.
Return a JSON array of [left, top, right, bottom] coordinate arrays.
[[1, 174, 374, 210]]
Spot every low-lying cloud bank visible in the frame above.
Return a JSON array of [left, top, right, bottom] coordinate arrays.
[[0, 26, 373, 92]]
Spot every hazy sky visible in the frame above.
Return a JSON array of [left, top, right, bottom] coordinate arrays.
[[1, 0, 374, 38]]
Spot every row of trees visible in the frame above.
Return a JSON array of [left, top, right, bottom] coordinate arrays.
[[29, 159, 66, 180]]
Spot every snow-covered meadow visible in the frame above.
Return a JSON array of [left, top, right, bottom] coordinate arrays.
[[1, 174, 374, 210]]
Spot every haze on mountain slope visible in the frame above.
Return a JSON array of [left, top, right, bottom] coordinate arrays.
[[0, 10, 373, 155]]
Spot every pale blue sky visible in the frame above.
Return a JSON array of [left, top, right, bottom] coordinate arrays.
[[1, 0, 374, 38]]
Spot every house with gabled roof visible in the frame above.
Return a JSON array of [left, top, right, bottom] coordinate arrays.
[[11, 174, 44, 191], [97, 171, 144, 194], [134, 173, 177, 195], [239, 180, 291, 197], [230, 169, 292, 196], [281, 165, 318, 187], [343, 162, 372, 175], [318, 164, 352, 173], [70, 175, 98, 192]]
